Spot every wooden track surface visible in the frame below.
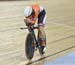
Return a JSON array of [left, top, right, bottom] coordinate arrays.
[[0, 0, 75, 65]]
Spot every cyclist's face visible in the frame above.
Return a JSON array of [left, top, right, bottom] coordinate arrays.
[[26, 15, 33, 19]]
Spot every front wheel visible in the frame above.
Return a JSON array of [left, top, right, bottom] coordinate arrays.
[[25, 33, 35, 60]]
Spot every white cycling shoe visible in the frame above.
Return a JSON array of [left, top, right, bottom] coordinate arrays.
[[39, 46, 46, 55]]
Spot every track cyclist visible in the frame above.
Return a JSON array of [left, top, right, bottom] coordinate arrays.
[[24, 4, 46, 55]]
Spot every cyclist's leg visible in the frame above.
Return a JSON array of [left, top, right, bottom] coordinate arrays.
[[38, 9, 46, 54], [38, 26, 46, 46]]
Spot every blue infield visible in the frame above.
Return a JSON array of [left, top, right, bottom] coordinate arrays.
[[44, 52, 75, 65]]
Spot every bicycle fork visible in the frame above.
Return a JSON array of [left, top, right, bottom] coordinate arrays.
[[31, 30, 39, 50]]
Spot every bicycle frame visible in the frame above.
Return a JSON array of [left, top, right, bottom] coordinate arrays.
[[28, 26, 39, 49]]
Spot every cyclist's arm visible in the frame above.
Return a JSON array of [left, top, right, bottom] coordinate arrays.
[[24, 18, 35, 26]]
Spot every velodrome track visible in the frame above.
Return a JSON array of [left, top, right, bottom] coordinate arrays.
[[0, 0, 75, 65]]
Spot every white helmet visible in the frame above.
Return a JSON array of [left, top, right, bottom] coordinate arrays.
[[24, 6, 32, 17]]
